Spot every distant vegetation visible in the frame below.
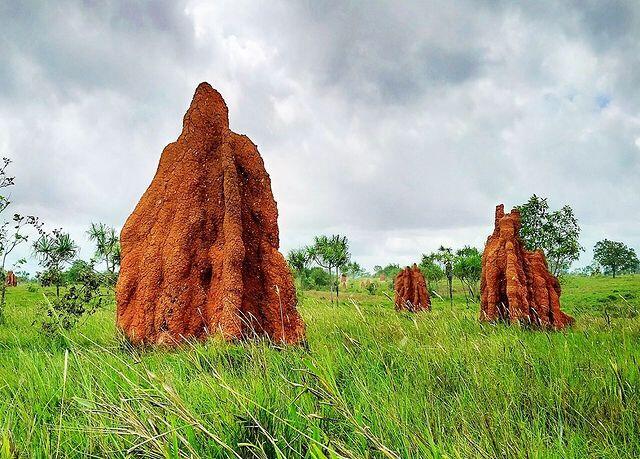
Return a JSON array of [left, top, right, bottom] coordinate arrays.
[[593, 239, 639, 277]]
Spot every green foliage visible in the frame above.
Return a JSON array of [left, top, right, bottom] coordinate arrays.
[[429, 246, 455, 305], [64, 259, 91, 284], [14, 270, 32, 283], [365, 281, 378, 295], [419, 255, 444, 288], [374, 263, 401, 279], [287, 247, 310, 275], [0, 275, 640, 457], [305, 267, 332, 290], [87, 222, 120, 278], [0, 157, 40, 324], [453, 246, 482, 303], [308, 235, 351, 274], [33, 229, 79, 297], [37, 262, 104, 337], [308, 235, 351, 304], [593, 239, 639, 278], [341, 261, 366, 278], [517, 194, 583, 276]]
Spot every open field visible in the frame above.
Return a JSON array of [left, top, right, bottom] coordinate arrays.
[[1, 275, 639, 458]]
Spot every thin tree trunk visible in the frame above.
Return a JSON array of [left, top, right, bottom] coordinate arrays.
[[448, 277, 453, 306], [329, 266, 334, 305]]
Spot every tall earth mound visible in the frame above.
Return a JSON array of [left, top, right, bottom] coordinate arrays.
[[480, 204, 574, 329], [116, 83, 306, 346], [5, 271, 17, 287], [394, 264, 431, 312]]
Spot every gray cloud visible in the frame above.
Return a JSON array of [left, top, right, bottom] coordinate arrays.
[[0, 0, 638, 273]]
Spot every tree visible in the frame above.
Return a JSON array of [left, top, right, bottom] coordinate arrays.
[[287, 247, 311, 293], [419, 255, 444, 291], [453, 246, 482, 305], [87, 222, 120, 283], [593, 239, 639, 278], [308, 235, 350, 305], [342, 261, 366, 278], [517, 195, 583, 276], [64, 259, 91, 284], [33, 230, 79, 297], [38, 260, 105, 336], [431, 246, 455, 306], [374, 264, 401, 279], [0, 157, 40, 323]]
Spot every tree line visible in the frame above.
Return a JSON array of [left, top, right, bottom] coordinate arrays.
[[286, 194, 639, 305], [0, 156, 637, 327]]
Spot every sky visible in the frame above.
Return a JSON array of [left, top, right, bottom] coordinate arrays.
[[0, 0, 639, 274]]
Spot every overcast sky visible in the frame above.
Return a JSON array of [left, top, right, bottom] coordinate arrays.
[[1, 0, 639, 273]]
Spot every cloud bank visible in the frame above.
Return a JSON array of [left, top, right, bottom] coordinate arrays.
[[1, 0, 638, 272]]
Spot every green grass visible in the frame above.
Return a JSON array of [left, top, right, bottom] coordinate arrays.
[[1, 275, 639, 458]]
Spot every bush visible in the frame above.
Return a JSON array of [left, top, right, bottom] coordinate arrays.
[[36, 263, 104, 336], [304, 267, 332, 290], [365, 282, 378, 295]]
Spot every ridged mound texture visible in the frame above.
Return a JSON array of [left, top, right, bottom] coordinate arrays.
[[5, 271, 16, 287], [480, 204, 575, 330], [116, 83, 306, 346], [394, 264, 431, 312]]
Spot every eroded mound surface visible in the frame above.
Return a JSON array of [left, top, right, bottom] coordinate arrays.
[[116, 83, 306, 345], [394, 264, 431, 312], [480, 204, 574, 329], [5, 271, 16, 287]]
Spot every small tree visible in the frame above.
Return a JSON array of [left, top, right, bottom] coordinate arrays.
[[517, 195, 583, 276], [37, 260, 105, 336], [453, 246, 482, 305], [287, 247, 311, 293], [65, 259, 92, 284], [0, 157, 40, 323], [593, 239, 639, 278], [308, 235, 350, 305], [342, 261, 366, 279], [33, 230, 79, 297], [432, 246, 455, 306], [87, 222, 120, 285], [374, 264, 401, 279], [419, 255, 444, 291]]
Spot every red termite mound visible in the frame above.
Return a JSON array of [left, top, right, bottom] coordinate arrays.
[[394, 264, 431, 312], [480, 204, 574, 329], [116, 83, 306, 346], [5, 271, 17, 287]]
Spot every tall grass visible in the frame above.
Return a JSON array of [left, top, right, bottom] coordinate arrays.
[[0, 275, 639, 458]]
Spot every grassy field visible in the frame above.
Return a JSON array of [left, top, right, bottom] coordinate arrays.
[[0, 275, 639, 458]]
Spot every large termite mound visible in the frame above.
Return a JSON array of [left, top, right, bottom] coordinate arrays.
[[116, 83, 306, 346], [480, 204, 574, 329], [5, 271, 17, 287], [394, 264, 431, 312]]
